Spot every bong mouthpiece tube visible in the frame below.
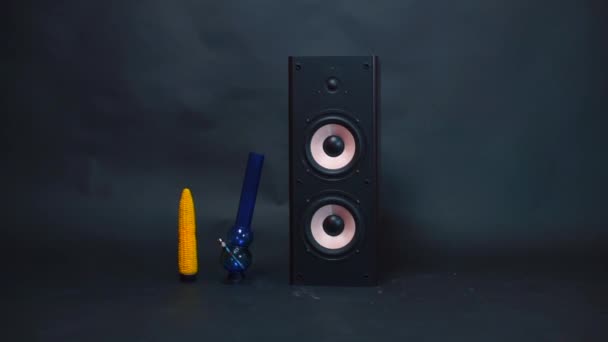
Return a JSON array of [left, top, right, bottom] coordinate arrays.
[[234, 152, 264, 232]]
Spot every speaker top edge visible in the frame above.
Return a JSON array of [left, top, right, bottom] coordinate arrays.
[[288, 55, 378, 59]]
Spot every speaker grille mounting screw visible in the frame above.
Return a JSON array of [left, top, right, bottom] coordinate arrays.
[[306, 198, 310, 203], [306, 168, 310, 173], [364, 178, 370, 184], [356, 249, 360, 254], [306, 118, 310, 123], [296, 178, 303, 184], [295, 64, 302, 70], [363, 63, 370, 69]]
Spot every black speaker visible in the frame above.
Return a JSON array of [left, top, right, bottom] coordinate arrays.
[[288, 56, 380, 286]]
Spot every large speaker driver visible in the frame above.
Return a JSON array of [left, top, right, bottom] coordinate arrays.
[[302, 194, 363, 257], [289, 55, 380, 287], [304, 114, 363, 177]]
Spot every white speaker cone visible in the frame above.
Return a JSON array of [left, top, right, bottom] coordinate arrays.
[[309, 123, 356, 170], [309, 204, 356, 250]]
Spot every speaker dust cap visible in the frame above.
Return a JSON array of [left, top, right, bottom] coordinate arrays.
[[304, 114, 363, 177]]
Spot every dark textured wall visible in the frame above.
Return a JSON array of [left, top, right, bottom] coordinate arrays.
[[4, 0, 607, 273]]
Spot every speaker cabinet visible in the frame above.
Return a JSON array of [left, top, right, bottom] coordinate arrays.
[[288, 56, 380, 286]]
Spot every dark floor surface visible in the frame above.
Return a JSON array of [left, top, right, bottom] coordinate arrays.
[[5, 239, 608, 342]]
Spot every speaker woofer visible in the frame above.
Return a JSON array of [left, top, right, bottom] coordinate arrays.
[[304, 115, 363, 177], [303, 194, 363, 258]]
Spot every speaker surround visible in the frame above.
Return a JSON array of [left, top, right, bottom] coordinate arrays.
[[289, 56, 380, 286]]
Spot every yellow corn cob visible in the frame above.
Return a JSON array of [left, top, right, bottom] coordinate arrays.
[[178, 188, 198, 279]]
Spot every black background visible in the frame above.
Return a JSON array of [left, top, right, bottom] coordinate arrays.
[[4, 0, 607, 341]]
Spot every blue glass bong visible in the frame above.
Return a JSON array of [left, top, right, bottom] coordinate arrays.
[[219, 152, 264, 283]]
